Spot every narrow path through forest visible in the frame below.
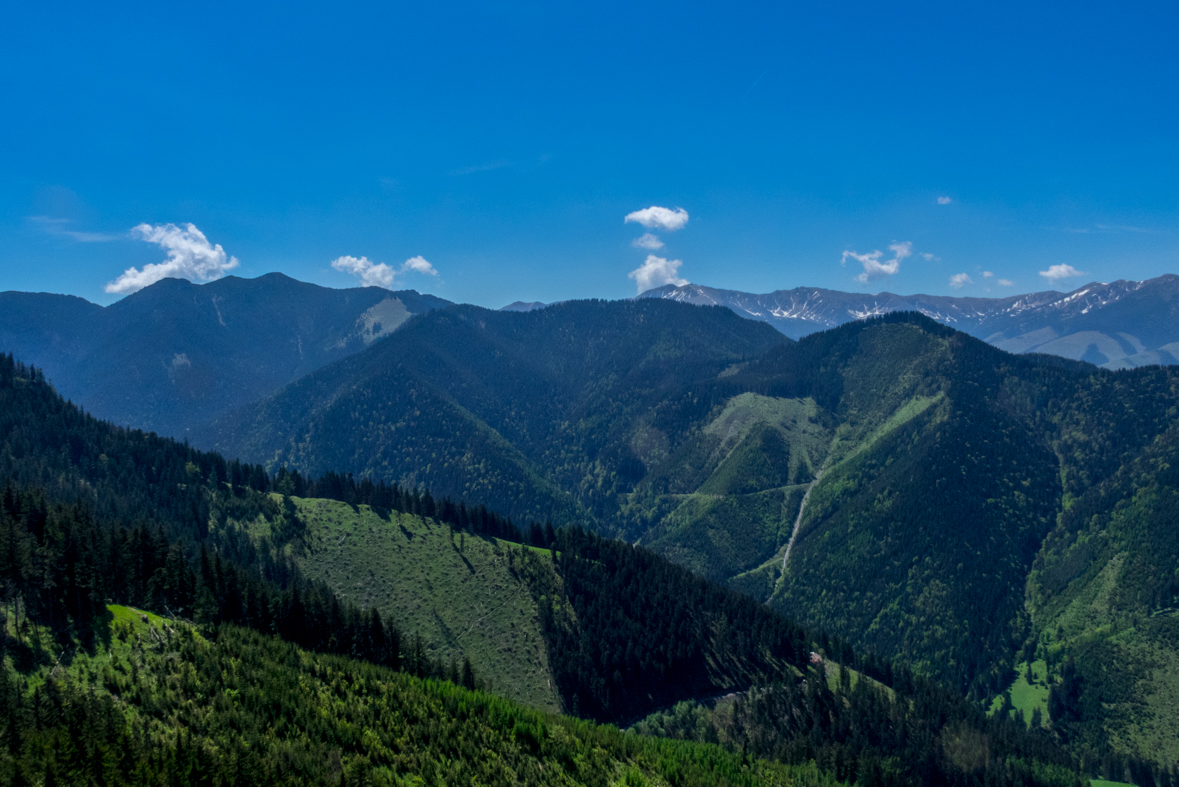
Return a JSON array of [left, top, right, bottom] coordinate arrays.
[[782, 469, 824, 571]]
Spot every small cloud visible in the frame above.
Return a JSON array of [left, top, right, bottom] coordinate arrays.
[[1048, 224, 1166, 235], [1094, 223, 1166, 234], [332, 256, 395, 288], [401, 255, 438, 276], [629, 254, 687, 293], [920, 252, 937, 261], [937, 196, 952, 205], [30, 215, 122, 243], [331, 255, 438, 288], [998, 279, 1014, 286], [982, 271, 994, 278], [449, 160, 513, 176], [949, 273, 973, 289], [1039, 263, 1085, 281], [631, 233, 664, 250], [842, 240, 911, 284], [106, 223, 239, 294], [625, 206, 689, 232]]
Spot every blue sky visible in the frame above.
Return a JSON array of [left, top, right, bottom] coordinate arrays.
[[2, 0, 1176, 307]]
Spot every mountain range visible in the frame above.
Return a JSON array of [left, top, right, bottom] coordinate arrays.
[[638, 274, 1179, 369], [0, 351, 1082, 787], [197, 296, 1179, 760], [0, 273, 449, 438], [2, 273, 1179, 777], [5, 272, 1179, 769], [3, 272, 1175, 446]]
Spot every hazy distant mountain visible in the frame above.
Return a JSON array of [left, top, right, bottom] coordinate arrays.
[[638, 273, 1179, 368], [0, 273, 450, 438], [499, 301, 549, 312]]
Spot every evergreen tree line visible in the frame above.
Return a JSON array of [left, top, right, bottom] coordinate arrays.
[[726, 667, 1082, 787], [531, 526, 914, 725], [0, 624, 826, 787], [513, 528, 1083, 787], [0, 482, 476, 688], [273, 466, 558, 548], [0, 354, 272, 547], [0, 354, 553, 555]]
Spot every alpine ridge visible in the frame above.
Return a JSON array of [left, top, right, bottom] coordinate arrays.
[[638, 273, 1179, 368], [0, 273, 450, 438]]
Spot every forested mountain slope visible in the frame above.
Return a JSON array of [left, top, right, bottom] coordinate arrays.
[[1027, 423, 1179, 761], [203, 298, 788, 525], [0, 273, 449, 438], [204, 304, 1179, 763], [0, 351, 1089, 787], [2, 610, 827, 787]]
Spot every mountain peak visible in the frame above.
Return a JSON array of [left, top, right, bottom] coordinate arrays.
[[638, 275, 1179, 368]]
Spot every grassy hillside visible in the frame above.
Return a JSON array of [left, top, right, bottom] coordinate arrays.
[[0, 606, 834, 787], [1021, 424, 1179, 763], [246, 496, 561, 711]]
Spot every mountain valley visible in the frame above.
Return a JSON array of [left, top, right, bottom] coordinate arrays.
[[3, 275, 1179, 783], [196, 295, 1179, 764]]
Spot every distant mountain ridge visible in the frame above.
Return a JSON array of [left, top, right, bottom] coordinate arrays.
[[0, 273, 450, 438], [638, 274, 1179, 368], [500, 300, 549, 312]]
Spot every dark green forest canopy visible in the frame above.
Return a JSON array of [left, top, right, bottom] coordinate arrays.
[[194, 306, 1179, 768], [0, 350, 1089, 787], [202, 298, 790, 524], [1, 620, 835, 787]]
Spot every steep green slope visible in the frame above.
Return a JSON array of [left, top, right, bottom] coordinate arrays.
[[204, 299, 788, 525], [1, 609, 828, 787], [204, 309, 1179, 722], [627, 660, 1082, 787], [248, 496, 560, 711], [0, 350, 1091, 787], [1023, 424, 1179, 762]]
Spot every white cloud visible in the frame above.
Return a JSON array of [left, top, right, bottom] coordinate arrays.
[[629, 254, 687, 293], [937, 196, 952, 205], [332, 256, 395, 287], [106, 223, 239, 294], [331, 255, 438, 288], [982, 271, 994, 278], [890, 241, 912, 259], [624, 206, 689, 232], [401, 255, 438, 276], [949, 273, 973, 289], [998, 279, 1014, 286], [920, 252, 936, 261], [631, 233, 664, 250], [1039, 263, 1085, 281], [842, 240, 911, 284]]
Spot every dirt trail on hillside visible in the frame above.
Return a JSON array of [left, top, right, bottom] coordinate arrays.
[[782, 469, 824, 571]]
